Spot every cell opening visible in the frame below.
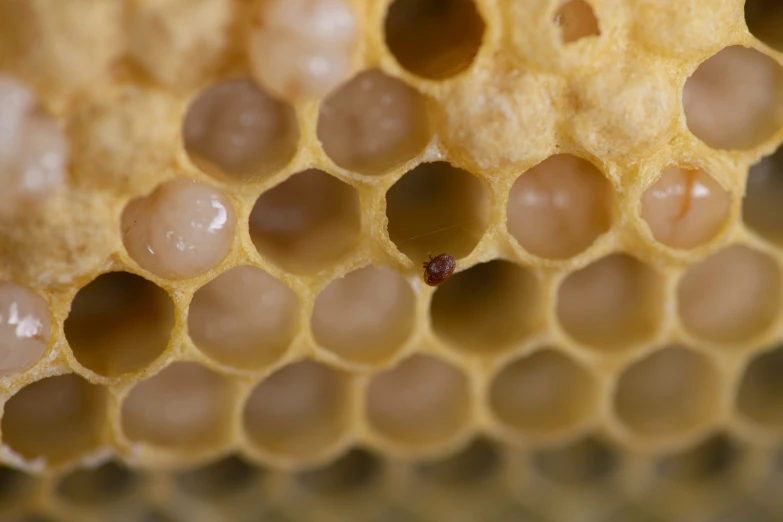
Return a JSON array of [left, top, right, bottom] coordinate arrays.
[[297, 449, 380, 496], [57, 462, 138, 506], [183, 78, 299, 182], [0, 281, 52, 377], [65, 272, 174, 377], [506, 154, 612, 259], [0, 468, 33, 508], [554, 0, 600, 44], [317, 69, 431, 175], [366, 354, 469, 447], [416, 439, 500, 487], [641, 167, 731, 250], [532, 437, 617, 487], [557, 254, 663, 351], [249, 169, 361, 274], [188, 266, 298, 369], [384, 0, 485, 79], [614, 347, 719, 438], [2, 374, 107, 465], [243, 361, 351, 457], [683, 46, 783, 150], [745, 0, 783, 53], [121, 362, 233, 450], [312, 265, 415, 365], [737, 345, 783, 428], [431, 260, 541, 353], [121, 179, 236, 280], [490, 349, 597, 436], [174, 456, 259, 499], [655, 435, 737, 483], [677, 245, 781, 344], [386, 162, 490, 262], [744, 148, 783, 246]]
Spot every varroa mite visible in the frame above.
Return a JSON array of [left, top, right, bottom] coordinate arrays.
[[422, 253, 456, 286]]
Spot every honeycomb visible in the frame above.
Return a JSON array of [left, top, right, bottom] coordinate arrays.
[[2, 0, 783, 520]]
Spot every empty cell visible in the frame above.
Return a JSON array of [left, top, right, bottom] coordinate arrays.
[[366, 354, 469, 446], [1, 374, 107, 464], [297, 449, 379, 496], [744, 149, 783, 245], [249, 169, 361, 274], [317, 69, 430, 175], [188, 266, 298, 369], [121, 362, 233, 450], [121, 179, 236, 280], [248, 0, 358, 103], [683, 46, 783, 150], [506, 154, 612, 259], [0, 468, 33, 509], [641, 167, 731, 249], [174, 456, 258, 499], [57, 462, 138, 506], [243, 361, 351, 457], [678, 245, 780, 344], [312, 265, 415, 364], [554, 0, 600, 44], [65, 272, 174, 377], [384, 0, 485, 79], [557, 254, 663, 351], [614, 347, 719, 438], [655, 435, 737, 483], [416, 439, 499, 487], [0, 282, 51, 376], [386, 162, 490, 263], [431, 260, 541, 353], [532, 437, 617, 487], [737, 345, 783, 428], [489, 350, 597, 435], [746, 0, 783, 53], [0, 74, 68, 219], [183, 78, 299, 182]]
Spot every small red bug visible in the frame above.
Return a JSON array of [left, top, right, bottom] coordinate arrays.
[[422, 253, 456, 286]]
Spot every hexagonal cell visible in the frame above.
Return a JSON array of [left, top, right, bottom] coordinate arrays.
[[489, 350, 597, 437], [532, 437, 618, 487], [613, 347, 719, 438], [312, 265, 415, 365], [121, 362, 233, 450], [174, 456, 259, 499], [683, 46, 783, 150], [640, 167, 731, 249], [737, 345, 783, 429], [506, 154, 612, 259], [317, 69, 430, 175], [416, 439, 500, 487], [188, 266, 298, 369], [65, 272, 175, 377], [296, 449, 380, 496], [386, 162, 490, 263], [57, 462, 138, 506], [554, 0, 600, 44], [677, 245, 781, 345], [183, 78, 299, 182], [0, 281, 51, 376], [430, 260, 541, 354], [384, 0, 485, 80], [121, 179, 236, 280], [365, 354, 469, 447], [243, 361, 351, 457], [746, 0, 783, 53], [249, 169, 361, 274], [655, 435, 737, 484], [557, 254, 663, 351], [744, 148, 783, 245], [1, 374, 107, 465]]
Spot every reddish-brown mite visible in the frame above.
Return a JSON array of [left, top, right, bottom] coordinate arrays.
[[422, 253, 456, 286]]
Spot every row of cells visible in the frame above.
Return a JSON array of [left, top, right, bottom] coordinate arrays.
[[6, 339, 783, 466]]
